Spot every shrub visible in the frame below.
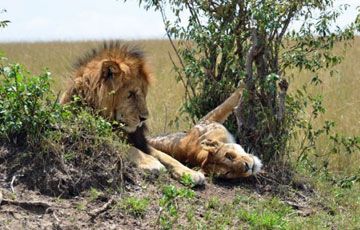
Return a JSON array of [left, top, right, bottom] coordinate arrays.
[[0, 63, 62, 145], [0, 61, 127, 197]]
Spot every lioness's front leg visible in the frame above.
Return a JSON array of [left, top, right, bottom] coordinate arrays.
[[127, 146, 166, 174], [148, 146, 205, 186]]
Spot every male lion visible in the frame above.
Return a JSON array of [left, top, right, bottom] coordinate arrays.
[[148, 87, 263, 179], [60, 42, 205, 185]]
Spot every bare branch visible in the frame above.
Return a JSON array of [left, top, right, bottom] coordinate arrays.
[[159, 5, 185, 70], [277, 79, 289, 122], [245, 29, 263, 90], [88, 198, 115, 219], [168, 52, 196, 98]]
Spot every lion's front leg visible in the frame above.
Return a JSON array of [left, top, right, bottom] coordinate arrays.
[[148, 146, 205, 186], [127, 146, 166, 174]]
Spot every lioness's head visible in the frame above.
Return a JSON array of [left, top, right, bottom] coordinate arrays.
[[64, 43, 152, 133], [200, 139, 262, 179]]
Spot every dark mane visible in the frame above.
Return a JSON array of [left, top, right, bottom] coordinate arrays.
[[127, 124, 150, 154], [74, 41, 145, 69]]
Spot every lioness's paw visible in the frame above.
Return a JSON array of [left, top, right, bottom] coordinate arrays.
[[189, 171, 205, 186], [173, 168, 205, 186]]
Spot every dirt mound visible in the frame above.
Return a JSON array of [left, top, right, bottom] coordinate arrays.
[[0, 142, 125, 198]]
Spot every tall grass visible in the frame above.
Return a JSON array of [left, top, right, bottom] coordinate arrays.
[[1, 38, 359, 172], [1, 40, 188, 134], [287, 38, 360, 173]]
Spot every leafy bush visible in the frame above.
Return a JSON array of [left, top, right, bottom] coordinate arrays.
[[0, 63, 63, 145], [0, 62, 125, 148]]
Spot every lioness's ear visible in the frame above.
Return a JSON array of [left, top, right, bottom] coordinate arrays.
[[200, 139, 221, 153], [101, 61, 121, 79]]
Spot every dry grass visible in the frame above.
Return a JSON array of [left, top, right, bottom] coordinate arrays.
[[287, 38, 360, 173], [1, 40, 188, 134], [1, 38, 359, 172]]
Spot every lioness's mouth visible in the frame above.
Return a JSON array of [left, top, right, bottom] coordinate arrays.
[[251, 156, 263, 175]]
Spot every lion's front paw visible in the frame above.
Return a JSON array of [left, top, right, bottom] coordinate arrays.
[[173, 167, 205, 186], [127, 147, 166, 175]]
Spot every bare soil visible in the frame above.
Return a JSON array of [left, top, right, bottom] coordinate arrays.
[[0, 144, 318, 230]]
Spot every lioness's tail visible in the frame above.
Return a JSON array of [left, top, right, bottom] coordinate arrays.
[[200, 85, 244, 124]]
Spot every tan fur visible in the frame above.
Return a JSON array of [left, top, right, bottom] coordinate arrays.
[[149, 86, 263, 179], [60, 42, 205, 185]]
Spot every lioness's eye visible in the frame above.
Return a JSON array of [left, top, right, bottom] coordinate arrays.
[[225, 152, 235, 161]]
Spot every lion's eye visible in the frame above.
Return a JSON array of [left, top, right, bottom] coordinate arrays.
[[225, 152, 235, 161], [103, 68, 113, 80], [128, 91, 136, 99]]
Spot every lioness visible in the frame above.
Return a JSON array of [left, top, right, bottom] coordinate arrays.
[[149, 87, 262, 179], [60, 42, 205, 185]]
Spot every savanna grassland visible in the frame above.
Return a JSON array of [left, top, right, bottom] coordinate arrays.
[[0, 39, 359, 229]]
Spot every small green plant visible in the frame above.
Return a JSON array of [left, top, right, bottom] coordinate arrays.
[[159, 185, 195, 229], [180, 173, 195, 187], [119, 197, 150, 218], [88, 187, 103, 202], [75, 202, 86, 211], [206, 196, 220, 210]]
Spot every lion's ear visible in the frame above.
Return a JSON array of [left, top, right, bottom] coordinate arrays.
[[101, 61, 121, 80], [200, 139, 221, 154]]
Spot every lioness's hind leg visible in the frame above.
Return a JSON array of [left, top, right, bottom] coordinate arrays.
[[127, 146, 166, 174], [200, 86, 244, 124]]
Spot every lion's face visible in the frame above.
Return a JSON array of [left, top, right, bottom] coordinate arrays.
[[90, 60, 150, 133], [200, 139, 262, 179]]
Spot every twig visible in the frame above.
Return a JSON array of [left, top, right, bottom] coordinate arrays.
[[1, 198, 52, 210], [159, 3, 196, 98], [10, 174, 17, 194], [256, 173, 282, 185], [88, 198, 115, 219], [52, 211, 60, 222], [284, 200, 305, 210], [160, 6, 185, 69], [168, 52, 192, 99]]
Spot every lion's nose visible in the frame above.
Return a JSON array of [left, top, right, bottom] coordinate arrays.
[[139, 116, 147, 122]]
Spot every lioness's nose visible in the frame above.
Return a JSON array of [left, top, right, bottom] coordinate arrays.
[[244, 162, 250, 171]]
